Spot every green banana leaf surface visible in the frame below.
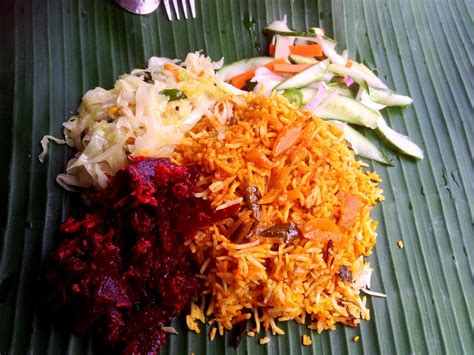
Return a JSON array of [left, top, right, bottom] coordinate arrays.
[[1, 0, 473, 354]]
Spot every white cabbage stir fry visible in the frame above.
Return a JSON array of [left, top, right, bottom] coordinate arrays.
[[40, 52, 243, 190]]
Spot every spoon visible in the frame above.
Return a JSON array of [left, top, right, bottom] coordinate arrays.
[[115, 0, 160, 15]]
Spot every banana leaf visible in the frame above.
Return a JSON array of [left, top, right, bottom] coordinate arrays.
[[0, 0, 472, 354]]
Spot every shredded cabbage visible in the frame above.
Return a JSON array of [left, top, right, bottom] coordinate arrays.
[[44, 52, 242, 190], [352, 261, 373, 290], [352, 256, 387, 297], [38, 135, 66, 163]]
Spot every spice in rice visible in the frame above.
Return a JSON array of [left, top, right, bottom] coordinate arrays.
[[173, 93, 384, 338]]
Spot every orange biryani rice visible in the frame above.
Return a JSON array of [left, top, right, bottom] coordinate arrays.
[[172, 93, 384, 337]]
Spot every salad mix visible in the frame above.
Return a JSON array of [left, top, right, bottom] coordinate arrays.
[[218, 17, 423, 164]]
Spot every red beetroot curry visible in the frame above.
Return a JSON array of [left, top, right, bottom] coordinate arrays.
[[43, 158, 239, 354]]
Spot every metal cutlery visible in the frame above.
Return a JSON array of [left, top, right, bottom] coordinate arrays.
[[115, 0, 196, 19]]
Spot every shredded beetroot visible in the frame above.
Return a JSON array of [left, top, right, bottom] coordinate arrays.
[[43, 158, 239, 354]]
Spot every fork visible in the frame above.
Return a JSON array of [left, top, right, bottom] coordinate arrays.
[[115, 0, 196, 20], [163, 0, 196, 20]]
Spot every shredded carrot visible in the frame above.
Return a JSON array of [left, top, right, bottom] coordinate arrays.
[[107, 106, 119, 115], [269, 43, 275, 56], [273, 63, 312, 74], [230, 70, 256, 89], [272, 125, 302, 156], [289, 44, 323, 57], [263, 58, 287, 70], [229, 58, 286, 89], [163, 63, 181, 82]]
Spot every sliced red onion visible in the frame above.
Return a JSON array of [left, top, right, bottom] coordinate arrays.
[[317, 35, 347, 66], [252, 67, 285, 96], [274, 35, 293, 58], [344, 75, 355, 87], [254, 80, 283, 96], [253, 67, 285, 82], [304, 83, 327, 111]]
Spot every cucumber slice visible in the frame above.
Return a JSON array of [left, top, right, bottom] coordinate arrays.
[[264, 18, 293, 33], [289, 54, 318, 64], [358, 89, 387, 110], [322, 71, 335, 82], [281, 89, 303, 106], [281, 88, 318, 106], [330, 120, 392, 165], [309, 27, 325, 36], [327, 82, 353, 98], [300, 88, 318, 105], [217, 57, 274, 82], [265, 27, 336, 46], [375, 117, 424, 159], [218, 81, 247, 95], [320, 35, 337, 45], [317, 35, 345, 65], [264, 29, 323, 44], [263, 29, 316, 37], [264, 23, 335, 45], [369, 87, 413, 107], [350, 62, 388, 89], [309, 28, 338, 45], [328, 64, 368, 91], [314, 94, 380, 128], [273, 59, 329, 90]]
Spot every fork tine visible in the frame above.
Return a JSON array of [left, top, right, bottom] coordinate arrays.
[[172, 0, 180, 20], [163, 0, 173, 20], [181, 0, 189, 19], [189, 0, 196, 18]]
